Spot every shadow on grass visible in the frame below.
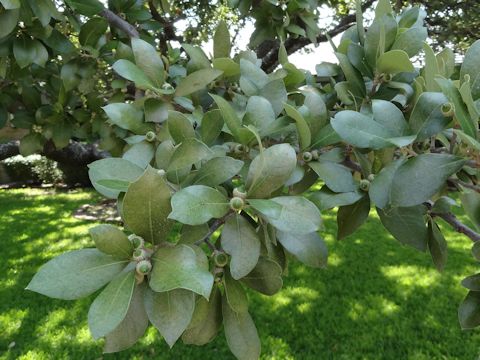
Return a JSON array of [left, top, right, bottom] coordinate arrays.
[[1, 189, 479, 360]]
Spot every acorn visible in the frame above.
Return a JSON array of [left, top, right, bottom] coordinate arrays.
[[359, 179, 370, 192], [234, 144, 246, 154], [136, 259, 152, 275], [302, 151, 313, 162], [232, 187, 247, 199], [128, 234, 144, 249], [157, 169, 166, 177], [441, 102, 454, 117], [213, 252, 229, 267], [145, 131, 156, 142], [133, 248, 148, 261], [367, 174, 375, 182], [230, 197, 245, 211]]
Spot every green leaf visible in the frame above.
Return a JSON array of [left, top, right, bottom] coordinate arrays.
[[144, 288, 195, 348], [243, 96, 275, 134], [175, 69, 223, 97], [331, 110, 416, 149], [0, 8, 19, 39], [182, 43, 211, 71], [261, 79, 288, 116], [409, 92, 450, 141], [201, 109, 224, 145], [376, 50, 414, 74], [391, 27, 428, 58], [167, 110, 195, 143], [377, 205, 428, 251], [369, 158, 406, 209], [150, 245, 214, 299], [473, 242, 480, 261], [213, 20, 231, 58], [311, 124, 341, 148], [123, 167, 173, 244], [123, 141, 155, 168], [65, 0, 104, 16], [372, 99, 409, 136], [193, 156, 244, 186], [239, 59, 269, 96], [364, 15, 397, 68], [182, 287, 223, 345], [221, 214, 261, 280], [460, 39, 480, 100], [88, 158, 144, 199], [79, 18, 108, 48], [224, 271, 248, 313], [308, 161, 357, 193], [169, 185, 230, 225], [132, 38, 165, 87], [462, 274, 480, 291], [337, 196, 371, 240], [210, 94, 242, 139], [26, 249, 127, 300], [435, 76, 477, 139], [168, 138, 213, 172], [88, 270, 135, 339], [0, 0, 20, 9], [145, 98, 169, 123], [112, 59, 156, 91], [375, 0, 393, 18], [155, 140, 175, 170], [335, 52, 366, 98], [246, 143, 297, 199], [249, 196, 321, 235], [284, 103, 312, 150], [458, 291, 480, 329], [103, 284, 148, 354], [241, 257, 283, 296], [390, 154, 465, 207], [460, 190, 480, 231], [213, 58, 240, 77], [13, 37, 48, 68], [103, 103, 153, 135], [428, 219, 447, 272], [277, 231, 328, 268], [423, 43, 441, 92], [222, 299, 261, 360], [89, 224, 133, 259], [309, 187, 364, 211]]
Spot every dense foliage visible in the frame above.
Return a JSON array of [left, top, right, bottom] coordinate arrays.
[[1, 0, 479, 358]]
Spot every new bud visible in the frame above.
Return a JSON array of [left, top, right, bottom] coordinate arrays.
[[367, 174, 375, 182], [441, 102, 454, 117], [359, 179, 370, 192], [230, 197, 244, 211], [302, 152, 313, 162], [128, 234, 144, 249], [213, 252, 229, 267], [133, 248, 148, 261], [145, 131, 156, 142], [136, 260, 152, 275], [232, 187, 247, 199]]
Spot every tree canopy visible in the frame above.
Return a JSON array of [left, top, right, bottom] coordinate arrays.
[[1, 0, 480, 358]]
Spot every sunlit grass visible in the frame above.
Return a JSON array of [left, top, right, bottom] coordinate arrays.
[[1, 188, 480, 359]]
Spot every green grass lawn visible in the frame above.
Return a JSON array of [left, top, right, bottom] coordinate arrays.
[[1, 188, 480, 359]]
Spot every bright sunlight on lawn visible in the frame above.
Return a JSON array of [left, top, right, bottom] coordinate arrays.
[[1, 189, 480, 359]]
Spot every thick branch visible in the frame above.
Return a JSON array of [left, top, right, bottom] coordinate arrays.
[[0, 140, 20, 161], [100, 9, 139, 38], [432, 211, 480, 243], [261, 0, 375, 72]]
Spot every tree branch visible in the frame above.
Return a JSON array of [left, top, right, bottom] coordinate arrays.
[[100, 9, 139, 38], [448, 178, 480, 194], [431, 211, 480, 242], [194, 212, 235, 248], [260, 0, 375, 72]]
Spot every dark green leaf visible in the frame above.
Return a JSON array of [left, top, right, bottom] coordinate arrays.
[[193, 156, 244, 186], [428, 219, 448, 272], [458, 291, 480, 329], [241, 257, 283, 296], [308, 161, 356, 193], [112, 59, 156, 91], [176, 69, 223, 97], [132, 38, 165, 87], [65, 0, 104, 16], [26, 249, 127, 300], [167, 110, 195, 143], [150, 245, 214, 299], [168, 138, 213, 172], [224, 271, 249, 313], [277, 231, 328, 268], [79, 18, 108, 47], [309, 187, 364, 211], [337, 196, 371, 240]]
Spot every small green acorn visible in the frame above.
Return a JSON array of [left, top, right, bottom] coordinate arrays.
[[230, 197, 245, 211], [359, 179, 370, 192], [302, 151, 313, 162], [157, 169, 166, 177], [133, 248, 148, 261], [367, 174, 375, 182], [128, 234, 144, 249], [136, 260, 152, 275], [234, 144, 246, 154], [441, 102, 454, 117], [213, 252, 229, 267], [232, 187, 247, 199], [145, 131, 156, 142]]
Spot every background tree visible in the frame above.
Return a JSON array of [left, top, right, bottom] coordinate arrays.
[[1, 0, 480, 358]]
